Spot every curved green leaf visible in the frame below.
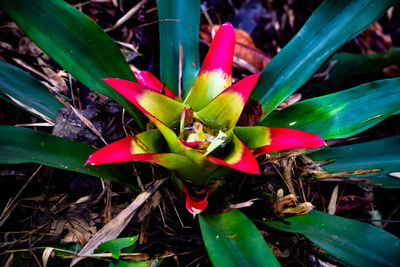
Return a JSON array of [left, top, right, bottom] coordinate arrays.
[[261, 78, 400, 139], [0, 60, 62, 122], [0, 0, 146, 129], [263, 210, 400, 267], [157, 0, 200, 98], [309, 136, 400, 188], [95, 236, 138, 259], [0, 125, 136, 189], [199, 209, 280, 267], [251, 0, 398, 118], [109, 260, 150, 267]]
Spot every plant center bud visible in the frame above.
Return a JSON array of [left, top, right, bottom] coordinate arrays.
[[193, 121, 203, 133]]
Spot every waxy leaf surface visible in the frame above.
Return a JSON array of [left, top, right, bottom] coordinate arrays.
[[185, 23, 234, 110], [158, 0, 200, 97], [264, 210, 400, 267], [134, 71, 180, 101], [198, 73, 260, 130], [0, 0, 146, 128], [207, 134, 260, 175], [309, 135, 400, 188], [261, 78, 400, 139], [103, 78, 184, 128], [200, 209, 280, 267], [0, 60, 62, 122], [251, 0, 398, 117], [0, 125, 134, 188], [234, 126, 326, 156]]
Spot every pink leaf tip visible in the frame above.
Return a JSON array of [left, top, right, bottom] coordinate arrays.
[[182, 184, 208, 215]]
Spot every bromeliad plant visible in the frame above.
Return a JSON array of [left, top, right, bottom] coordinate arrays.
[[1, 0, 400, 266], [84, 23, 326, 215]]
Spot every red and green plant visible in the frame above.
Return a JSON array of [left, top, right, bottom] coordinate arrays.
[[1, 0, 400, 266], [85, 23, 326, 215]]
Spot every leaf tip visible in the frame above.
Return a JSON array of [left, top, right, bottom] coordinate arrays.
[[84, 155, 96, 166], [182, 184, 208, 215]]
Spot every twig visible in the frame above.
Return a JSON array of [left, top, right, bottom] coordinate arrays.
[[133, 19, 179, 30], [69, 104, 108, 146], [0, 165, 42, 227], [105, 0, 149, 32], [383, 202, 400, 228], [178, 42, 183, 99], [4, 93, 54, 124], [201, 4, 215, 38]]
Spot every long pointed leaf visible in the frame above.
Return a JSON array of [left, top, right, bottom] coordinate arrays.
[[261, 78, 400, 139], [0, 125, 135, 188], [263, 210, 400, 267], [234, 126, 325, 156], [157, 0, 200, 97], [134, 71, 180, 101], [103, 78, 184, 127], [184, 23, 234, 110], [0, 60, 62, 122], [251, 0, 398, 117], [0, 0, 146, 128], [207, 133, 260, 175], [309, 136, 400, 188], [199, 209, 280, 267], [197, 73, 260, 130]]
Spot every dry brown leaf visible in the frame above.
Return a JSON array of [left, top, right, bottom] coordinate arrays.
[[358, 22, 393, 53], [70, 179, 166, 266], [37, 58, 69, 95], [280, 202, 315, 216], [327, 184, 339, 215], [4, 92, 54, 124], [200, 25, 271, 72], [136, 190, 162, 222], [278, 93, 302, 109], [17, 36, 43, 57], [42, 247, 55, 267], [69, 105, 108, 145], [228, 198, 258, 209], [382, 65, 400, 77], [273, 192, 314, 216], [63, 219, 97, 245]]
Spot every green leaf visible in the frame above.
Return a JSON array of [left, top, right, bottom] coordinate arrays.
[[95, 236, 138, 259], [0, 0, 146, 129], [263, 210, 400, 267], [0, 60, 63, 122], [199, 209, 280, 267], [0, 125, 136, 189], [261, 78, 400, 139], [251, 0, 398, 118], [309, 136, 400, 188], [197, 73, 259, 130], [108, 259, 149, 267], [313, 48, 400, 95], [157, 0, 200, 98], [103, 78, 185, 128]]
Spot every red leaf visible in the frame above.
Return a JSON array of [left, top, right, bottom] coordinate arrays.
[[254, 127, 326, 156], [207, 134, 260, 175], [182, 184, 208, 215], [134, 71, 180, 101]]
